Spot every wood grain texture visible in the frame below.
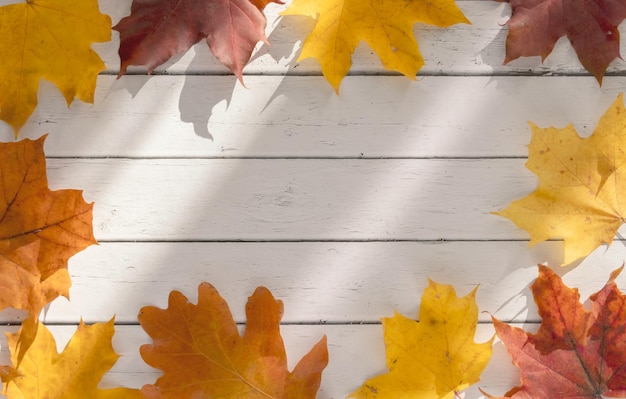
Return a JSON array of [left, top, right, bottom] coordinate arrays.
[[1, 0, 625, 397], [0, 76, 623, 158], [39, 158, 530, 241], [0, 241, 620, 325]]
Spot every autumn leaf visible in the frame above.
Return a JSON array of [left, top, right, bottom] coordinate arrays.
[[494, 93, 626, 265], [497, 0, 626, 83], [490, 265, 626, 398], [2, 317, 143, 399], [0, 0, 111, 136], [0, 136, 96, 317], [0, 365, 20, 385], [281, 0, 470, 92], [250, 0, 284, 11], [114, 0, 281, 81], [348, 280, 493, 399], [139, 283, 328, 399]]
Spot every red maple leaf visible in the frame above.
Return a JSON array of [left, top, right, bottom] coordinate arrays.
[[497, 0, 626, 82], [113, 0, 280, 81], [491, 265, 626, 398]]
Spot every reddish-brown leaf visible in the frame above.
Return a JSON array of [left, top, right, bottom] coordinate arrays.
[[491, 265, 626, 398], [0, 136, 96, 317], [113, 0, 281, 81], [139, 283, 328, 399], [497, 0, 626, 83]]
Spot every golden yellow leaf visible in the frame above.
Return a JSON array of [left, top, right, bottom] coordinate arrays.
[[281, 0, 469, 92], [2, 318, 143, 399], [494, 93, 626, 264], [0, 0, 111, 136], [349, 280, 493, 399]]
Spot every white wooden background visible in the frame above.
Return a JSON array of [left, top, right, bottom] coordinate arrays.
[[2, 0, 626, 397]]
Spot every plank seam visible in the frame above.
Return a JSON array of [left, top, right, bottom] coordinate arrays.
[[1, 321, 543, 326], [98, 70, 605, 78], [45, 156, 529, 160]]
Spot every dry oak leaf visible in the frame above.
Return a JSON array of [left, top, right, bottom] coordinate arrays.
[[0, 0, 111, 136], [1, 318, 143, 399], [0, 136, 96, 317], [281, 0, 470, 93], [114, 0, 281, 81], [497, 0, 626, 83], [494, 93, 626, 265], [139, 283, 329, 399], [349, 280, 493, 399], [489, 265, 626, 399]]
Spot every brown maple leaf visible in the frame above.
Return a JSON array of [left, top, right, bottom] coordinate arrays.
[[490, 265, 626, 398], [0, 136, 96, 317], [497, 0, 626, 82], [114, 0, 281, 81], [139, 283, 328, 399]]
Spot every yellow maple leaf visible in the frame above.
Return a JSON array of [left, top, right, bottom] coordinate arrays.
[[0, 0, 111, 136], [349, 280, 493, 399], [281, 0, 469, 92], [494, 93, 626, 265], [2, 318, 143, 399]]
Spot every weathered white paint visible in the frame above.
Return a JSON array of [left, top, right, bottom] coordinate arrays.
[[1, 0, 625, 397], [0, 241, 621, 325], [0, 76, 623, 158]]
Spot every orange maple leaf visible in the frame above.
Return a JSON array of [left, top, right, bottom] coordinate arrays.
[[2, 318, 143, 399], [139, 283, 329, 398], [490, 265, 626, 398], [0, 0, 111, 136], [0, 136, 96, 317]]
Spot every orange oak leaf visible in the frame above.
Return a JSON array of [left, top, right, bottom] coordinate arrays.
[[250, 0, 284, 10], [2, 318, 143, 399], [114, 0, 281, 81], [349, 280, 493, 399], [0, 0, 111, 136], [0, 136, 96, 317], [491, 265, 626, 398], [497, 0, 626, 83], [139, 283, 328, 399]]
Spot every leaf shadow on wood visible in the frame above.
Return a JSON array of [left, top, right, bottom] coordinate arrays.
[[178, 59, 238, 141], [177, 10, 307, 140], [476, 4, 553, 79]]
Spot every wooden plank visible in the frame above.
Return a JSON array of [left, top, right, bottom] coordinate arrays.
[[2, 241, 624, 324], [0, 323, 525, 399], [37, 157, 562, 241], [1, 75, 622, 158]]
